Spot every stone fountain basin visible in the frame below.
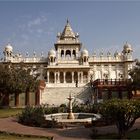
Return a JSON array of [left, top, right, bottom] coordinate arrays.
[[44, 113, 101, 123]]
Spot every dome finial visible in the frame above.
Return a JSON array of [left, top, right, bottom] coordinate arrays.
[[67, 18, 69, 24]]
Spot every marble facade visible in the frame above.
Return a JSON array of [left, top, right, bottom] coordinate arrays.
[[1, 20, 134, 105]]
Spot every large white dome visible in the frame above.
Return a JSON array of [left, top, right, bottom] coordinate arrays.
[[48, 49, 56, 57], [81, 49, 89, 57], [5, 44, 13, 52]]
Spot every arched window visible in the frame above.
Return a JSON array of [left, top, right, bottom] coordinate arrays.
[[66, 72, 72, 83], [72, 50, 76, 58], [60, 72, 64, 83], [49, 72, 54, 83], [83, 71, 88, 83], [66, 50, 71, 58], [84, 57, 87, 62], [61, 50, 64, 57], [74, 72, 78, 82], [50, 57, 53, 62]]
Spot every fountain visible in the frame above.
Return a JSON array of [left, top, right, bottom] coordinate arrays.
[[44, 94, 101, 127], [67, 93, 75, 119]]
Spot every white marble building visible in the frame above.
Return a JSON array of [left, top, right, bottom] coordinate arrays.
[[1, 20, 133, 106]]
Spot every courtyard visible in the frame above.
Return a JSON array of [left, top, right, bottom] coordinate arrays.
[[0, 108, 140, 140]]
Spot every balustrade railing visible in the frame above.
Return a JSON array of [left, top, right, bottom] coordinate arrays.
[[92, 79, 131, 86]]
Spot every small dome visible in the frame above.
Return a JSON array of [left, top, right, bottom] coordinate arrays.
[[81, 49, 88, 57], [57, 32, 61, 38], [75, 32, 79, 37], [5, 43, 13, 52], [123, 42, 133, 53], [114, 51, 119, 57], [107, 51, 111, 56], [92, 52, 96, 56], [48, 49, 56, 57]]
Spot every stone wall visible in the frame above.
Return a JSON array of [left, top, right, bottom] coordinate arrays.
[[40, 86, 93, 106]]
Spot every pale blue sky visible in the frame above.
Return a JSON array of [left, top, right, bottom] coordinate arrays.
[[0, 1, 140, 59]]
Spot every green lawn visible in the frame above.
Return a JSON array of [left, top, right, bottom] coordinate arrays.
[[0, 108, 23, 118], [95, 129, 140, 139], [0, 133, 52, 140], [0, 109, 53, 140]]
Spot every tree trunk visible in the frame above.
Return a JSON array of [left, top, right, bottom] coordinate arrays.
[[15, 93, 19, 106], [117, 120, 128, 139], [119, 129, 127, 139], [35, 89, 40, 106], [25, 91, 30, 106], [1, 93, 9, 106], [128, 90, 133, 99]]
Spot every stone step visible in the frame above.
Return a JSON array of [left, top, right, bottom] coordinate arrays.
[[40, 87, 93, 106]]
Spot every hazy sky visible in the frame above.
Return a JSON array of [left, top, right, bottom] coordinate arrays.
[[0, 1, 140, 59]]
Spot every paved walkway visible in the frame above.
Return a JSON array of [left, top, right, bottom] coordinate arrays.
[[0, 117, 140, 140]]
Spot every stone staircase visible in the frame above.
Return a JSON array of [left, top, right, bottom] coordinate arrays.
[[40, 86, 93, 106]]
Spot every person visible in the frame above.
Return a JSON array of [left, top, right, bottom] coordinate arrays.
[[90, 79, 93, 87]]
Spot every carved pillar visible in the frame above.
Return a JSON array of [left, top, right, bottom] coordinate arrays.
[[63, 72, 66, 83], [57, 49, 60, 59], [81, 71, 83, 83], [88, 71, 90, 82], [108, 64, 111, 79], [101, 65, 104, 79], [54, 72, 56, 83], [72, 72, 74, 83], [78, 72, 80, 83], [64, 50, 66, 58], [47, 71, 49, 83], [58, 72, 60, 83]]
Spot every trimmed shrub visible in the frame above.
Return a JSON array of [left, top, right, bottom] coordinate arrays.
[[45, 106, 59, 114], [18, 106, 46, 127]]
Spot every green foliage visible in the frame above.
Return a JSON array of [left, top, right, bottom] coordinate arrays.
[[18, 105, 62, 128], [45, 106, 59, 114], [0, 63, 39, 106], [8, 64, 39, 94], [100, 99, 140, 138], [0, 64, 11, 105], [18, 106, 46, 127], [71, 99, 97, 113], [129, 60, 140, 90]]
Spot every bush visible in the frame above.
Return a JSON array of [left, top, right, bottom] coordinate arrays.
[[18, 106, 46, 127], [45, 106, 59, 114], [99, 99, 140, 138]]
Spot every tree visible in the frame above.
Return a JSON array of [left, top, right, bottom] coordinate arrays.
[[23, 67, 40, 106], [0, 63, 39, 107], [0, 64, 11, 106], [129, 60, 140, 92], [100, 99, 140, 139]]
